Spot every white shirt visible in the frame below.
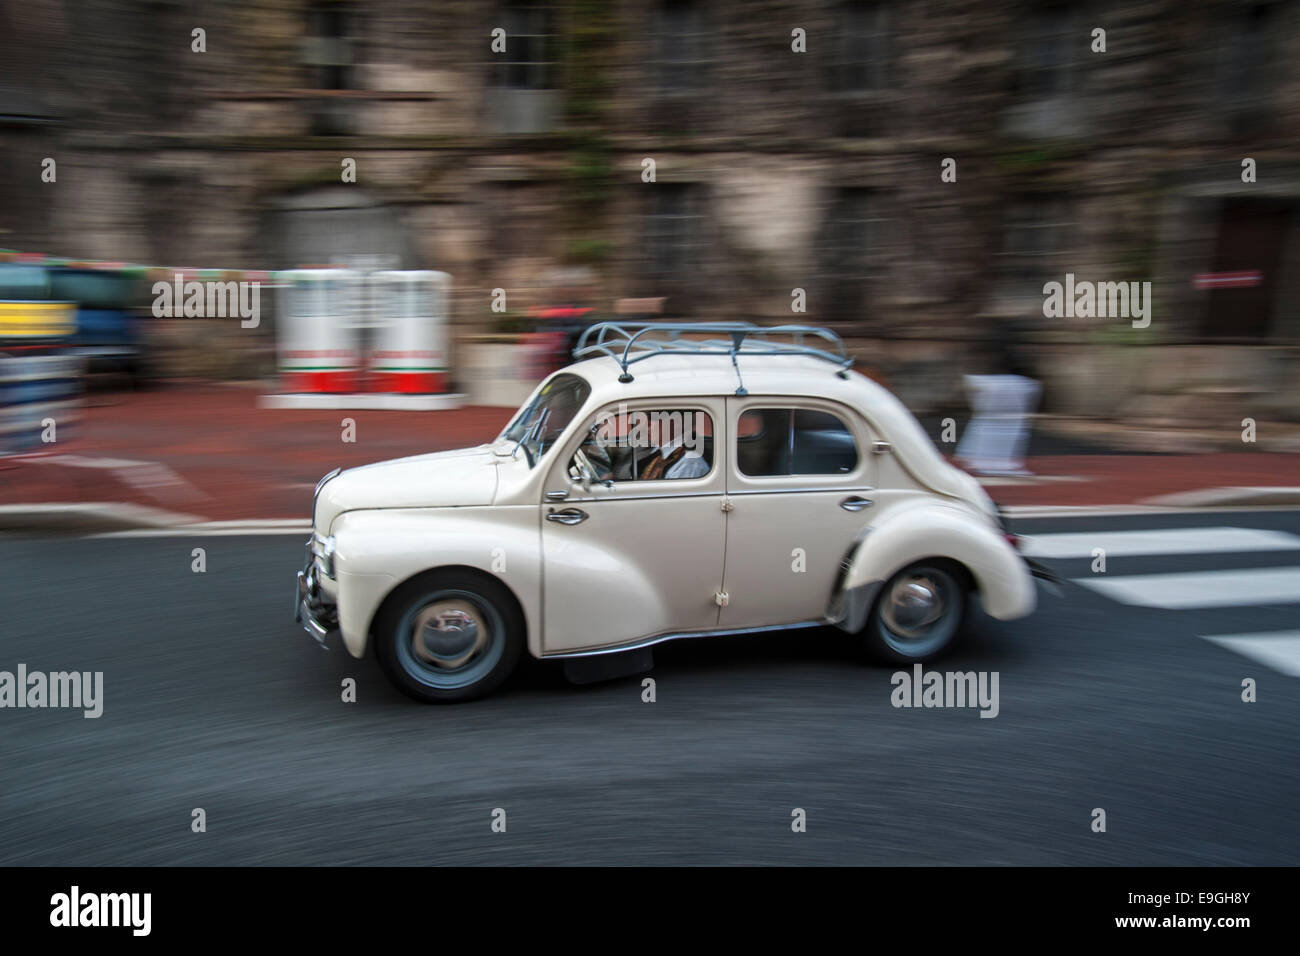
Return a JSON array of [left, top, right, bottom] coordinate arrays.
[[660, 438, 710, 479]]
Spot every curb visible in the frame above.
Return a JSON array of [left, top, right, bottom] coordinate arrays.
[[5, 491, 1300, 533], [1137, 486, 1300, 508], [0, 503, 202, 533], [257, 393, 468, 411], [90, 519, 312, 538]]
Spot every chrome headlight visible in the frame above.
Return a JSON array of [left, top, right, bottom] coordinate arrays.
[[312, 532, 337, 578]]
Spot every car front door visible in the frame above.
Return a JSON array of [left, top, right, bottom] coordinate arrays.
[[540, 399, 728, 654], [718, 398, 876, 629]]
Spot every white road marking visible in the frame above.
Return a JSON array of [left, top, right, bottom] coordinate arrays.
[[32, 454, 157, 470], [1002, 504, 1300, 519], [1141, 487, 1300, 508], [19, 453, 206, 503], [1023, 526, 1300, 559], [1201, 631, 1300, 677], [1073, 567, 1300, 609]]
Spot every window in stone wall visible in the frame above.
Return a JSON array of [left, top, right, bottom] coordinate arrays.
[[487, 2, 559, 133], [1013, 7, 1075, 98], [304, 1, 358, 134], [645, 0, 711, 133], [829, 1, 889, 93], [824, 2, 891, 137], [490, 2, 556, 91], [653, 0, 710, 94], [996, 197, 1074, 300], [642, 183, 706, 307], [819, 188, 889, 325], [0, 5, 59, 248], [0, 5, 50, 120], [1215, 1, 1282, 138], [1004, 4, 1084, 139]]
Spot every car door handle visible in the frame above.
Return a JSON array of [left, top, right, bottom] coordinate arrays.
[[546, 507, 589, 525], [839, 495, 873, 512]]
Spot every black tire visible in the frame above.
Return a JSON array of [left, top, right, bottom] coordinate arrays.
[[862, 561, 967, 664], [373, 570, 524, 703]]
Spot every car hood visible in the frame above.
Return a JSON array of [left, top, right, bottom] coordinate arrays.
[[314, 445, 500, 531]]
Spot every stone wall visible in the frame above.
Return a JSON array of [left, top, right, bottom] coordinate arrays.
[[2, 1, 1297, 417]]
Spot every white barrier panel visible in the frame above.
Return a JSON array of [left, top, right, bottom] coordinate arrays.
[[276, 269, 362, 393], [368, 271, 450, 394]]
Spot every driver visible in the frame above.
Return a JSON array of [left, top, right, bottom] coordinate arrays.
[[640, 415, 709, 480]]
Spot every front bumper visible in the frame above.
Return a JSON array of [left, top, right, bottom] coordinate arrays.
[[295, 540, 339, 647]]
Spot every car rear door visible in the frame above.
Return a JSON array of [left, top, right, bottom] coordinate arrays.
[[718, 398, 876, 629]]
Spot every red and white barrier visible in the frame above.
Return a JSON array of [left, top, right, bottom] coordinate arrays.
[[368, 271, 450, 394], [276, 269, 363, 394]]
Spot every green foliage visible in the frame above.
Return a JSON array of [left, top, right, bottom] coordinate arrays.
[[560, 0, 619, 260], [567, 136, 614, 207], [1087, 314, 1162, 347], [563, 0, 618, 128], [565, 237, 612, 264], [993, 142, 1078, 172]]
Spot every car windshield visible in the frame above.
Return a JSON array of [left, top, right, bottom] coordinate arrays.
[[500, 372, 591, 467]]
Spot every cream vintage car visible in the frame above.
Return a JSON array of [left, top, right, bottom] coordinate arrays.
[[296, 322, 1047, 703]]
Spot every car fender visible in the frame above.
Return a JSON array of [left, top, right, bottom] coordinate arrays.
[[832, 499, 1035, 631], [329, 506, 541, 659]]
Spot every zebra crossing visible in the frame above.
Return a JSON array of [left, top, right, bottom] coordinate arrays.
[[1078, 567, 1300, 610], [1021, 526, 1300, 676]]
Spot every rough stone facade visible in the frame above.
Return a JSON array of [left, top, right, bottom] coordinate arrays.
[[2, 1, 1298, 419]]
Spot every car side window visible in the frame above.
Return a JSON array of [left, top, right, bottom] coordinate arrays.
[[569, 407, 714, 482], [736, 407, 858, 476]]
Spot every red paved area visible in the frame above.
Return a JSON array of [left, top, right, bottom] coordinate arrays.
[[0, 385, 513, 520], [0, 385, 1295, 519]]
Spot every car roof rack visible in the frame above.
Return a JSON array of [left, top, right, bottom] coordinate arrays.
[[572, 321, 854, 395]]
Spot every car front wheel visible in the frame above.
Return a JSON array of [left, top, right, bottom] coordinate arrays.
[[374, 571, 524, 703], [863, 561, 966, 663]]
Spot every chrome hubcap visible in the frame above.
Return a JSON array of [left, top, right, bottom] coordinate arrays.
[[410, 601, 489, 670], [882, 575, 946, 640]]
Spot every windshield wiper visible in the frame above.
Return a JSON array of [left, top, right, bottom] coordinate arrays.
[[512, 407, 550, 467], [510, 404, 540, 460]]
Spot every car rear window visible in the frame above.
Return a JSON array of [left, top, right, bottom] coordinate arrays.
[[736, 407, 858, 476]]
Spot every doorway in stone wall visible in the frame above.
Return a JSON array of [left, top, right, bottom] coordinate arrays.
[[263, 187, 418, 273], [261, 187, 423, 378], [1202, 198, 1293, 340]]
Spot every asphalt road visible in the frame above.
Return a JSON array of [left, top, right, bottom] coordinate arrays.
[[1, 510, 1298, 865]]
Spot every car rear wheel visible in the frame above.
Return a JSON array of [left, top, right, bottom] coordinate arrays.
[[863, 561, 965, 663], [374, 571, 524, 703]]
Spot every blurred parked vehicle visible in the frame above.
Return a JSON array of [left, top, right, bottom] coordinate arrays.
[[0, 277, 82, 453], [0, 264, 146, 385], [522, 305, 593, 380]]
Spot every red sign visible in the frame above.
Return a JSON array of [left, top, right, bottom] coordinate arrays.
[[1193, 271, 1262, 289]]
